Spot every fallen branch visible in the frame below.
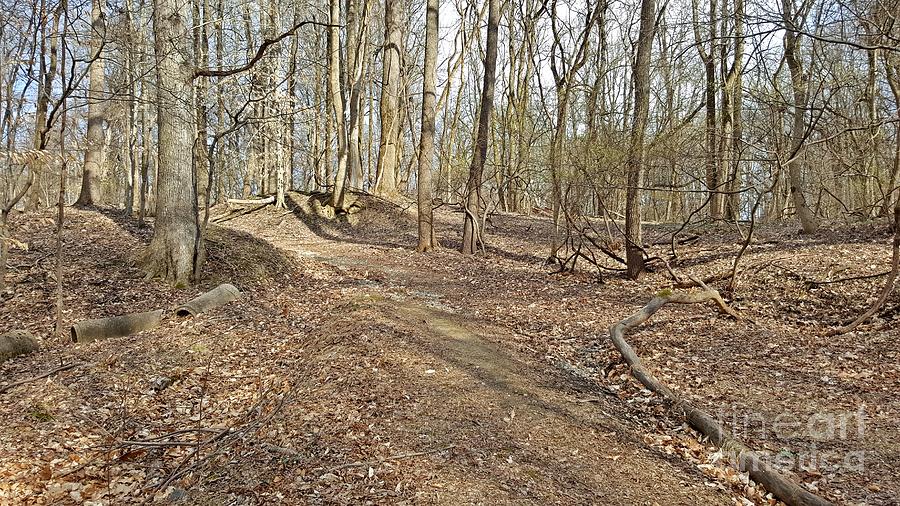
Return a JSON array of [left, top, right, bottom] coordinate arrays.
[[608, 289, 831, 506], [326, 445, 456, 474], [71, 309, 164, 343], [0, 362, 83, 394], [825, 205, 900, 336], [808, 270, 890, 286], [226, 196, 276, 206], [212, 196, 275, 223]]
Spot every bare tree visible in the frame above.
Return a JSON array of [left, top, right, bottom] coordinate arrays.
[[624, 0, 657, 278], [375, 0, 403, 197], [75, 0, 107, 206], [781, 0, 819, 233], [416, 0, 439, 252], [461, 0, 500, 254], [142, 0, 201, 286], [328, 0, 350, 208]]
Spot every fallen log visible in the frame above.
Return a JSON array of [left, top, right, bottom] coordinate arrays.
[[212, 196, 275, 223], [608, 289, 832, 506], [71, 309, 164, 343], [176, 283, 241, 317], [0, 330, 39, 363], [226, 196, 275, 206]]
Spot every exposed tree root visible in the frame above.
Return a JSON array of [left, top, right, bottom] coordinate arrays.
[[608, 289, 832, 506]]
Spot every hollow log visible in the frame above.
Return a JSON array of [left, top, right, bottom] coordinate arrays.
[[71, 309, 164, 343], [176, 283, 241, 317], [0, 330, 39, 363], [608, 290, 832, 506]]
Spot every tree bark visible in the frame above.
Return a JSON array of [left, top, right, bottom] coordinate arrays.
[[328, 0, 350, 208], [143, 0, 202, 286], [460, 0, 500, 254], [782, 0, 818, 233], [375, 0, 403, 198], [624, 0, 656, 278], [76, 0, 107, 207], [416, 0, 439, 252]]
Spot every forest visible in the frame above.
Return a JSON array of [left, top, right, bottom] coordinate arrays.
[[0, 0, 898, 503]]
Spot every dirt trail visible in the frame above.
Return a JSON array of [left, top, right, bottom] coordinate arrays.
[[222, 214, 732, 504]]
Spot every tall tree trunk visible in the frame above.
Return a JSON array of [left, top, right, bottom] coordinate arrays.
[[375, 0, 402, 197], [26, 0, 59, 211], [76, 0, 107, 206], [460, 0, 500, 254], [725, 0, 744, 220], [346, 0, 368, 190], [416, 0, 439, 252], [625, 0, 657, 279], [782, 0, 818, 233], [693, 0, 720, 219], [328, 0, 350, 208], [143, 0, 201, 286], [881, 60, 899, 216]]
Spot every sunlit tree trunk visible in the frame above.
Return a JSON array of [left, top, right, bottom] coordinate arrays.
[[416, 0, 439, 252], [375, 0, 402, 197], [328, 0, 349, 208], [76, 0, 107, 206], [143, 0, 201, 286], [782, 0, 818, 233], [461, 0, 499, 254]]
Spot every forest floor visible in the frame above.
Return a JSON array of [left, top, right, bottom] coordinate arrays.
[[0, 192, 897, 505]]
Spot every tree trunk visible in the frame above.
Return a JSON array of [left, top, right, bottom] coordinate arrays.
[[76, 0, 107, 207], [782, 0, 818, 233], [143, 0, 201, 286], [416, 0, 439, 252], [26, 0, 59, 211], [328, 0, 350, 208], [375, 0, 403, 197], [624, 0, 656, 279], [461, 0, 499, 254]]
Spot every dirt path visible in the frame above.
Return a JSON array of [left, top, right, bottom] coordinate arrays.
[[221, 213, 733, 504]]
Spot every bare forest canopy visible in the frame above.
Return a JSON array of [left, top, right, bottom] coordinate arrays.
[[0, 0, 896, 282]]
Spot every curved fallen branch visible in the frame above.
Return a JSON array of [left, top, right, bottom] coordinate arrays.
[[825, 205, 900, 337], [176, 283, 241, 317], [608, 289, 832, 506], [71, 309, 164, 343]]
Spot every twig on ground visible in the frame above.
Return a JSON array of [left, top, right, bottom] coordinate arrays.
[[326, 444, 456, 474], [0, 362, 84, 394]]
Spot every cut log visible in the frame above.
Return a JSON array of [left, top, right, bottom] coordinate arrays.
[[176, 283, 241, 317], [71, 309, 164, 343], [0, 330, 39, 363], [608, 289, 832, 506]]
